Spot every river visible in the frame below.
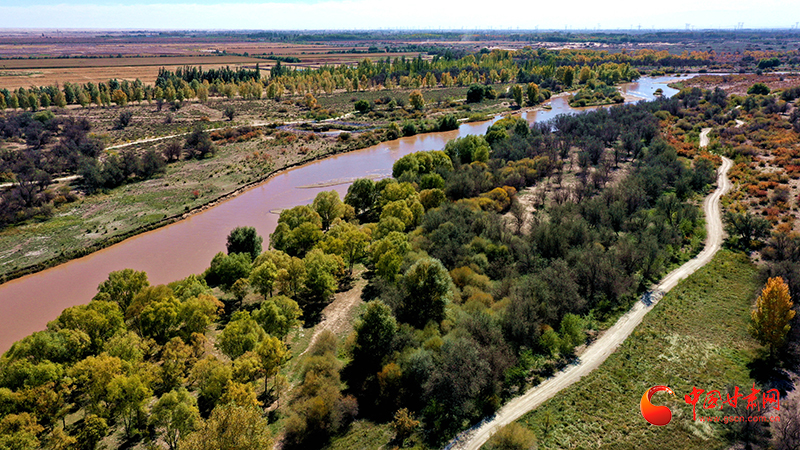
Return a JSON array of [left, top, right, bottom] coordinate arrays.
[[0, 76, 683, 353]]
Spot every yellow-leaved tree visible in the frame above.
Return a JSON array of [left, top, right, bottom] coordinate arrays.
[[751, 276, 795, 355]]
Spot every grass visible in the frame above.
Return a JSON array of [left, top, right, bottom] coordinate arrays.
[[323, 420, 394, 450], [513, 249, 761, 450]]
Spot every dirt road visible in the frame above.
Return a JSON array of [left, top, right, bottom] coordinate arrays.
[[447, 132, 732, 450]]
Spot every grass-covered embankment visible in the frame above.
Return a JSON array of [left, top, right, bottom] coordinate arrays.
[[513, 249, 760, 450]]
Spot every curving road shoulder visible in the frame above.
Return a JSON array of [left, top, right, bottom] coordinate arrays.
[[447, 129, 732, 450]]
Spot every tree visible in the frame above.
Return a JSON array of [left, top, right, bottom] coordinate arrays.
[[107, 374, 152, 438], [303, 249, 344, 300], [354, 99, 371, 113], [409, 90, 424, 110], [276, 256, 307, 298], [312, 190, 345, 231], [269, 206, 323, 257], [150, 388, 200, 450], [217, 311, 267, 360], [369, 231, 410, 280], [256, 335, 289, 397], [511, 85, 524, 107], [185, 124, 216, 159], [392, 408, 419, 445], [751, 277, 795, 355], [189, 357, 233, 411], [114, 111, 133, 129], [204, 252, 252, 290], [226, 226, 263, 260], [725, 211, 771, 248], [48, 300, 125, 353], [230, 278, 250, 305], [344, 178, 377, 220], [304, 93, 317, 109], [93, 268, 149, 311], [223, 106, 236, 121], [485, 423, 537, 450], [181, 404, 273, 450], [250, 260, 278, 298], [747, 83, 770, 95], [352, 300, 397, 370], [563, 66, 574, 87], [253, 295, 302, 338], [319, 221, 370, 275], [76, 414, 107, 450], [444, 135, 490, 164], [68, 354, 124, 415], [466, 84, 486, 103], [163, 140, 183, 161], [0, 413, 43, 450], [400, 257, 453, 328], [111, 89, 128, 106]]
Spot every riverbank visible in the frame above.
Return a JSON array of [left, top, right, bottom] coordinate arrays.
[[0, 87, 534, 284], [0, 127, 388, 284]]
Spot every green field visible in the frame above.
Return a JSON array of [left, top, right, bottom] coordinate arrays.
[[514, 249, 761, 450]]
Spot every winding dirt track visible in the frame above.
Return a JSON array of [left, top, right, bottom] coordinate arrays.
[[447, 128, 732, 450]]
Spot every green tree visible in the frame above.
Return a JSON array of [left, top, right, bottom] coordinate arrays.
[[253, 295, 302, 338], [369, 231, 410, 280], [0, 413, 43, 450], [159, 337, 195, 392], [68, 354, 125, 414], [725, 211, 771, 248], [150, 388, 200, 450], [250, 260, 278, 298], [400, 257, 453, 328], [444, 134, 490, 164], [303, 249, 344, 300], [344, 178, 377, 220], [409, 90, 424, 110], [512, 85, 524, 107], [269, 206, 323, 257], [108, 374, 152, 438], [189, 357, 233, 412], [223, 105, 236, 121], [93, 268, 149, 312], [181, 404, 273, 450], [217, 311, 266, 360], [563, 66, 574, 87], [354, 99, 371, 113], [747, 83, 770, 95], [230, 278, 250, 305], [48, 300, 125, 353], [312, 190, 345, 231], [204, 252, 252, 289], [276, 256, 307, 298], [76, 414, 107, 450], [319, 221, 371, 275], [226, 226, 263, 260], [751, 277, 795, 355], [256, 335, 290, 397], [352, 300, 397, 369]]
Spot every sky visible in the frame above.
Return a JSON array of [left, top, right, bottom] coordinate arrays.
[[0, 0, 797, 30]]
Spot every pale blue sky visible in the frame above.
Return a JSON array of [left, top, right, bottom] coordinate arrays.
[[0, 0, 797, 30]]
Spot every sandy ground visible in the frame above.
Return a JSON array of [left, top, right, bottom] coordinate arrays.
[[448, 134, 733, 450], [299, 275, 366, 357]]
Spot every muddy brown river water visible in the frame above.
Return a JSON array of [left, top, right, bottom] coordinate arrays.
[[0, 76, 683, 353]]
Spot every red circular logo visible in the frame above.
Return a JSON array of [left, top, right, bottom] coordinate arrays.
[[641, 385, 674, 426]]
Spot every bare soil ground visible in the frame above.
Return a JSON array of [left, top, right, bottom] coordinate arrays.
[[299, 273, 366, 357], [679, 73, 800, 96]]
